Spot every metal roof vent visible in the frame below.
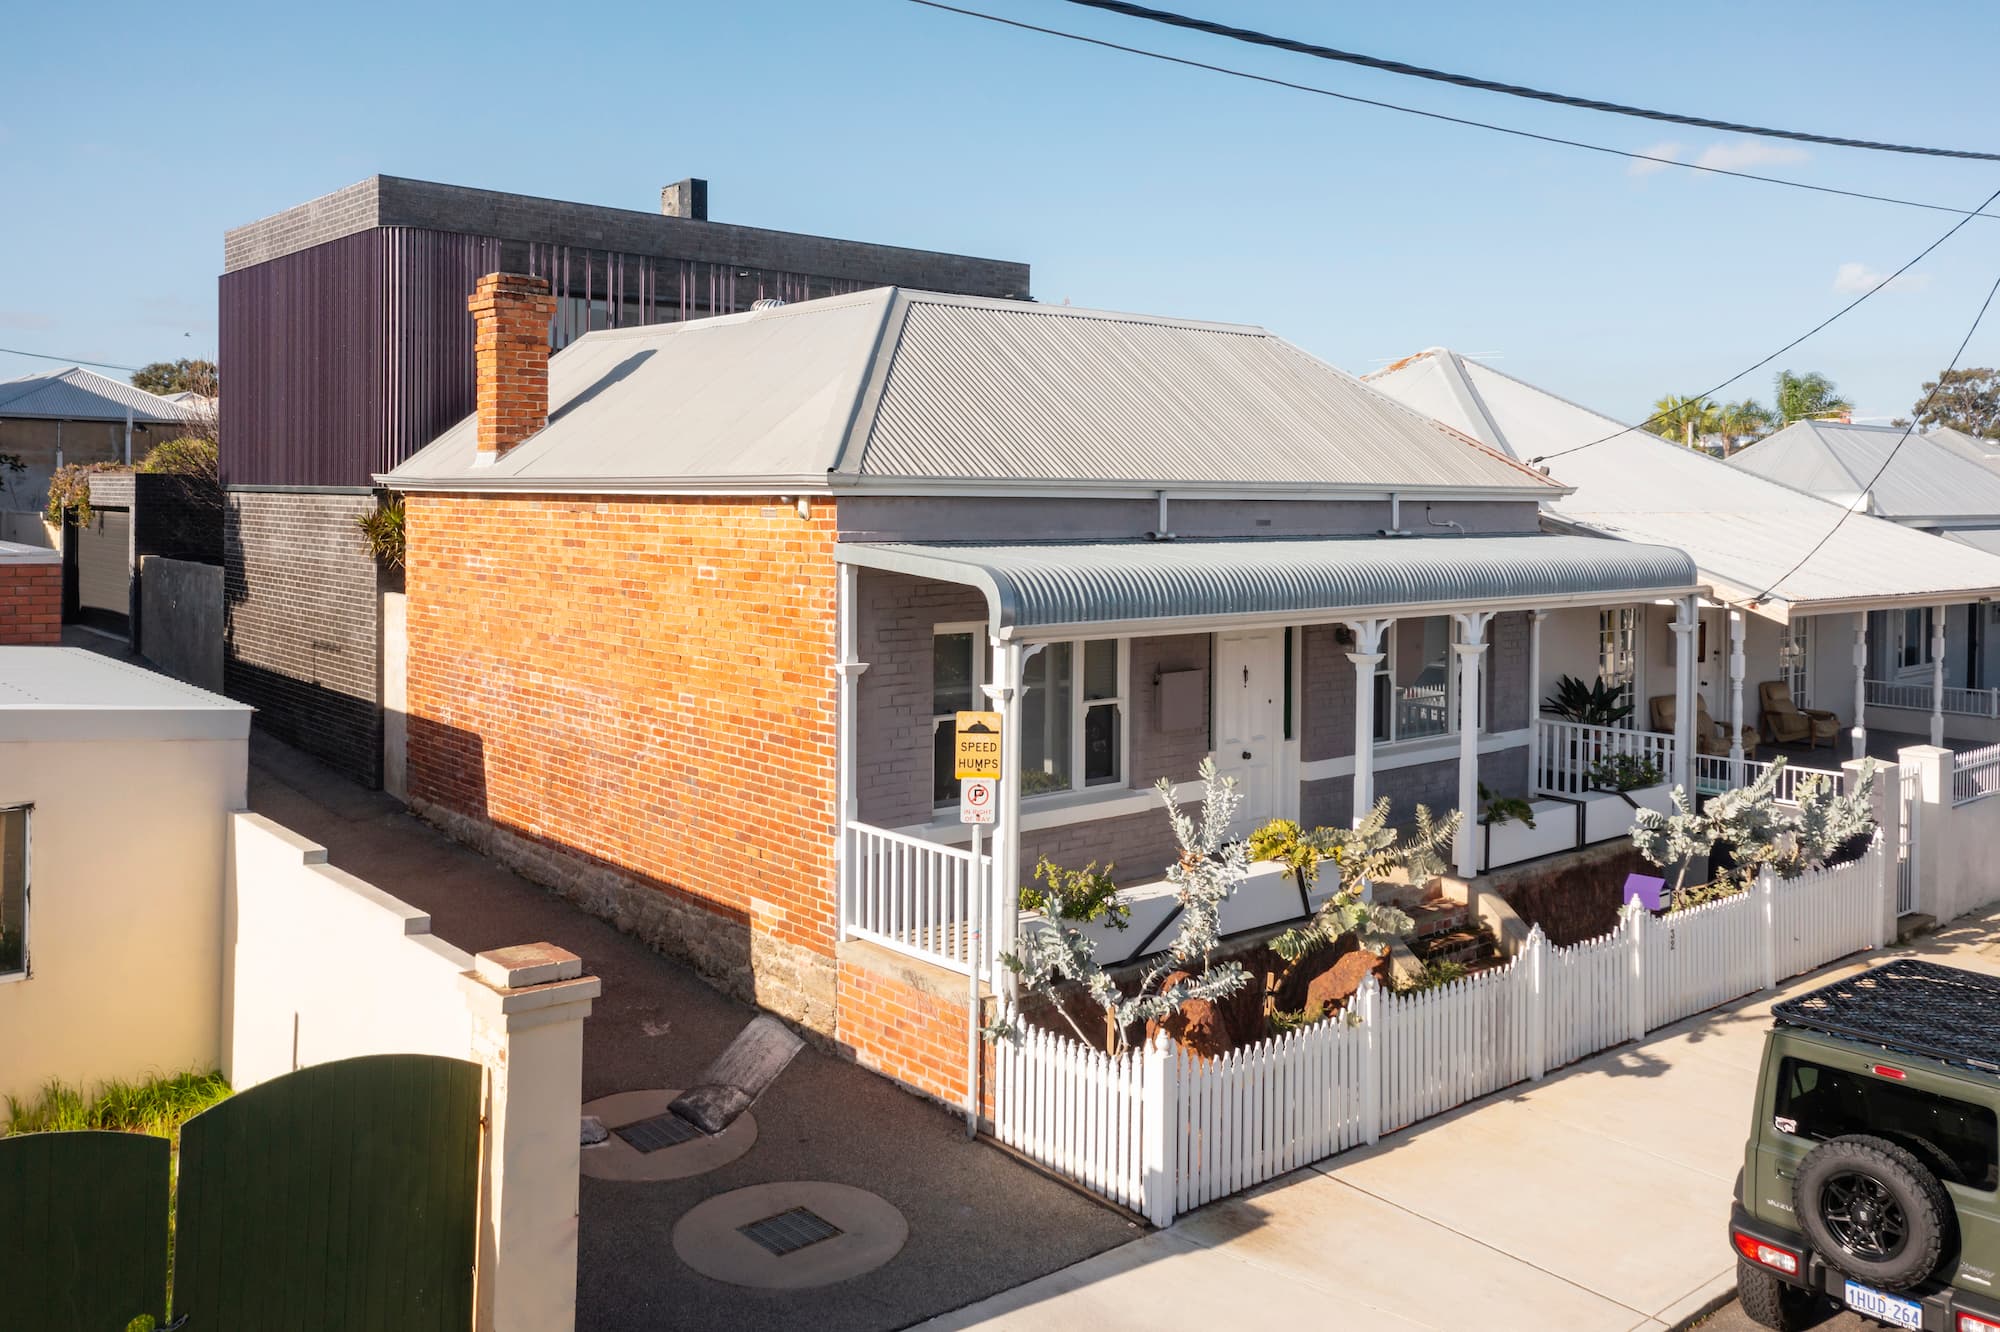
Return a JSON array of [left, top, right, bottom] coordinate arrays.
[[750, 298, 787, 311]]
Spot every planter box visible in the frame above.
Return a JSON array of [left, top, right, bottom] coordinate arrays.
[[1484, 799, 1582, 870], [1582, 790, 1637, 844], [1031, 860, 1338, 968], [1625, 782, 1676, 817]]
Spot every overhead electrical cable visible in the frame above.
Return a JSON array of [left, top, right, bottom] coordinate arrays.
[[0, 346, 140, 374], [904, 1, 2000, 222], [1753, 266, 2000, 602], [1531, 180, 2000, 465], [1057, 0, 2000, 162]]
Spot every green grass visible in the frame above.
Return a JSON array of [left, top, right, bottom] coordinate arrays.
[[3, 1070, 230, 1141]]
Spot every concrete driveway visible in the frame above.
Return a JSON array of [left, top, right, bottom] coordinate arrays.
[[246, 735, 1134, 1332], [927, 907, 2000, 1331]]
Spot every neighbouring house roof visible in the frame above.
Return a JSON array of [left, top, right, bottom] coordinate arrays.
[[0, 367, 183, 424], [381, 288, 1565, 499], [0, 647, 250, 743], [0, 540, 58, 566], [1364, 349, 2000, 619], [835, 534, 1698, 638], [1726, 419, 2000, 524]]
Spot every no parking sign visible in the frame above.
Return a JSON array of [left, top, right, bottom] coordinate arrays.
[[960, 777, 997, 825]]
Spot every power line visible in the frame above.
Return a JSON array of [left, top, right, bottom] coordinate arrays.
[[1754, 266, 2000, 602], [904, 1, 2000, 223], [1533, 179, 2000, 465], [1059, 0, 2000, 163], [0, 345, 141, 374]]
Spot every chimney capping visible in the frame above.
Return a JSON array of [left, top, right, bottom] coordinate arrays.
[[660, 177, 709, 221]]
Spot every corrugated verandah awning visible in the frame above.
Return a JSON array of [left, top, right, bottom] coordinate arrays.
[[836, 533, 1701, 638]]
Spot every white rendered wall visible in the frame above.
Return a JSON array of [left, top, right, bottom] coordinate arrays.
[[0, 734, 245, 1105], [224, 812, 475, 1089]]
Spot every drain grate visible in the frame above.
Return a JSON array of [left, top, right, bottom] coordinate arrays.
[[613, 1111, 706, 1154], [737, 1206, 844, 1256]]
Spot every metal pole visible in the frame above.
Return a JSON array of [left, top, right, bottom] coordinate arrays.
[[1932, 605, 1948, 749], [966, 820, 981, 1139]]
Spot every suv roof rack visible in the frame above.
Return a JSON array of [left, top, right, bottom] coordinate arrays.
[[1773, 959, 2000, 1074]]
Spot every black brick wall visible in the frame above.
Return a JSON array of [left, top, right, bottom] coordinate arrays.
[[225, 490, 383, 784]]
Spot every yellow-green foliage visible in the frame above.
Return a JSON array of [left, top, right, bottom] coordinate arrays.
[[4, 1070, 229, 1141]]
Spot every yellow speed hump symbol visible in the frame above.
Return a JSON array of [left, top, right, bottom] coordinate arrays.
[[954, 711, 1002, 779]]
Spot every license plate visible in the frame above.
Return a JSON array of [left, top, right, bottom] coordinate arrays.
[[1843, 1279, 1923, 1329]]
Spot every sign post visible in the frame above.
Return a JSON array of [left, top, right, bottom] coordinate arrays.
[[956, 711, 1002, 1139]]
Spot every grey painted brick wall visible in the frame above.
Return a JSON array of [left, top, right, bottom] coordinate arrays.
[[855, 571, 988, 828], [855, 571, 1215, 829], [226, 176, 1031, 297], [1020, 805, 1191, 888], [1128, 634, 1211, 786], [1301, 623, 1356, 763], [1488, 610, 1531, 732], [225, 491, 383, 784]]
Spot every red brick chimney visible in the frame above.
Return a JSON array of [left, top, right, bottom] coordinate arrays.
[[467, 273, 557, 463]]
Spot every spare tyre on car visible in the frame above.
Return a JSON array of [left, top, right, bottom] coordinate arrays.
[[1792, 1134, 1955, 1291]]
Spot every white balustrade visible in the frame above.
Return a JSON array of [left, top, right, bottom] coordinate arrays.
[[1534, 718, 1676, 796], [843, 821, 997, 978]]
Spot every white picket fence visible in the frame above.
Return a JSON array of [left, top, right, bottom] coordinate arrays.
[[993, 836, 1891, 1226], [1954, 741, 2000, 807]]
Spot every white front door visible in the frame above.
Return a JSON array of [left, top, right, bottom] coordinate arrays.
[[1213, 629, 1284, 837]]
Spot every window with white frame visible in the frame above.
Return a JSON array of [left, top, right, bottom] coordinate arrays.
[[1598, 607, 1638, 696], [932, 630, 1125, 807], [0, 805, 27, 980], [1374, 616, 1456, 743], [932, 626, 985, 807], [1898, 607, 1937, 673], [1780, 618, 1810, 703]]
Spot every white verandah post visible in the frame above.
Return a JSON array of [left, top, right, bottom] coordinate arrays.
[[1853, 616, 1870, 762], [1932, 604, 1948, 749], [1670, 597, 1699, 794], [1344, 617, 1390, 825], [1452, 611, 1493, 879], [1728, 608, 1746, 788], [834, 562, 869, 941], [985, 637, 1026, 992]]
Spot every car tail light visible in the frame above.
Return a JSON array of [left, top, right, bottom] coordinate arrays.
[[1733, 1231, 1800, 1275], [1871, 1063, 1907, 1080], [1960, 1314, 2000, 1332]]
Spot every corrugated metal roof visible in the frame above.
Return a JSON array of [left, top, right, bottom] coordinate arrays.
[[1945, 528, 2000, 558], [0, 646, 249, 743], [1727, 420, 2000, 521], [0, 367, 183, 423], [835, 534, 1697, 635], [383, 289, 1561, 496], [1365, 349, 2000, 617]]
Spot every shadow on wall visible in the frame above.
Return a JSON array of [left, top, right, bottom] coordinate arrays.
[[226, 657, 384, 787], [401, 712, 769, 1021]]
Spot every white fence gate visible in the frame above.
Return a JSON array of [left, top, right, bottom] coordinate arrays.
[[993, 837, 1892, 1227], [1898, 765, 1920, 915]]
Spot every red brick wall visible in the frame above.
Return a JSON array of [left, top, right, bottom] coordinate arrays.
[[0, 564, 60, 645], [836, 943, 995, 1114], [402, 493, 840, 1026]]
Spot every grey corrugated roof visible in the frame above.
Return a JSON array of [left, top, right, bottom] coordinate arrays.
[[383, 288, 1562, 497], [0, 367, 182, 423], [1727, 420, 2000, 522], [1365, 349, 2000, 617], [835, 534, 1697, 636]]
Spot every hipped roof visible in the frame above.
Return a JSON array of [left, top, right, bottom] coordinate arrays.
[[383, 288, 1565, 499], [1364, 349, 2000, 620]]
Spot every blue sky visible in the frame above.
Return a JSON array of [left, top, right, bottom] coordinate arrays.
[[4, 0, 1999, 426]]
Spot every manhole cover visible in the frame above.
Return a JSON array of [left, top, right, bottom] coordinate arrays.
[[579, 1089, 757, 1182], [673, 1182, 908, 1290], [738, 1207, 843, 1256], [614, 1111, 706, 1154]]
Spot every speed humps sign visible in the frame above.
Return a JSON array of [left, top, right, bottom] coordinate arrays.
[[955, 711, 1002, 779]]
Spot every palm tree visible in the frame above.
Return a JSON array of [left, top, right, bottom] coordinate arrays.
[[1773, 370, 1853, 425], [1715, 398, 1777, 456], [1650, 394, 1723, 450]]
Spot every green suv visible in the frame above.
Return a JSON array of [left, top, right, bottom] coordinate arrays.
[[1733, 959, 2000, 1330]]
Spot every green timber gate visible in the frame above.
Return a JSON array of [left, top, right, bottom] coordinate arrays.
[[0, 1053, 482, 1332]]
